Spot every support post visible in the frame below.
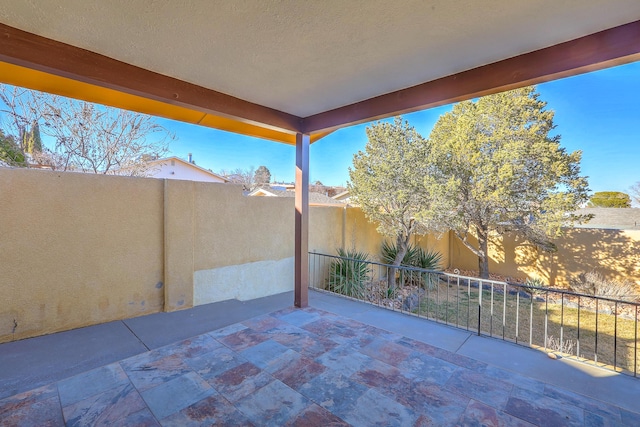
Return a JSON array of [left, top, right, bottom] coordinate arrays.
[[294, 133, 310, 307]]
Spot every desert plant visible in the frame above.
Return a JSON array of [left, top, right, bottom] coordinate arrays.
[[381, 240, 417, 266], [413, 247, 443, 271], [327, 248, 371, 299], [569, 271, 639, 302], [522, 277, 548, 297], [547, 335, 576, 355], [381, 241, 443, 288]]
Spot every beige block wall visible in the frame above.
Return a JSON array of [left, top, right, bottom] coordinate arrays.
[[450, 229, 640, 287], [0, 169, 164, 342]]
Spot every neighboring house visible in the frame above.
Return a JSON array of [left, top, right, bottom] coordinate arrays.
[[145, 155, 228, 183], [248, 187, 346, 206], [574, 208, 640, 230], [332, 189, 351, 204], [270, 183, 295, 190]]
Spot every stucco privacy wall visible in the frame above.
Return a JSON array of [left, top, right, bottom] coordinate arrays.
[[0, 169, 164, 343], [5, 167, 636, 344], [306, 206, 452, 290], [450, 229, 640, 287], [192, 183, 296, 304], [341, 207, 450, 267]]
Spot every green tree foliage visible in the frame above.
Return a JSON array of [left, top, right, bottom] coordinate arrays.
[[0, 130, 26, 166], [421, 86, 590, 279], [588, 191, 631, 208], [254, 165, 271, 186], [349, 117, 435, 287], [22, 121, 43, 154]]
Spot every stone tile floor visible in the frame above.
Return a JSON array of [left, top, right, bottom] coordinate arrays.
[[2, 305, 639, 426]]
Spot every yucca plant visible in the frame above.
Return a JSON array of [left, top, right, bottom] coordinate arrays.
[[381, 240, 443, 289], [413, 247, 443, 270], [381, 240, 417, 266], [327, 248, 371, 299], [413, 247, 443, 289], [522, 277, 548, 297]]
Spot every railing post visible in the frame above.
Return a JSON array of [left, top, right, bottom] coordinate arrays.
[[478, 280, 482, 336]]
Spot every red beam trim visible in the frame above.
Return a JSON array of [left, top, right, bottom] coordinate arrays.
[[0, 23, 302, 134], [303, 20, 640, 133]]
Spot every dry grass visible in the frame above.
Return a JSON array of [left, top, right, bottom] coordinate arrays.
[[408, 280, 640, 374]]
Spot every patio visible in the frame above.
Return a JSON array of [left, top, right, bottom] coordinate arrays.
[[1, 291, 639, 426]]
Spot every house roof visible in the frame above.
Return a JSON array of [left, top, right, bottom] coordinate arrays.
[[147, 156, 229, 182], [0, 2, 638, 143], [575, 208, 640, 230], [332, 190, 350, 200], [249, 188, 345, 206]]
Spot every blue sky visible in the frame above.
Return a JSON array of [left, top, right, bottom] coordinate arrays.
[[163, 61, 640, 192]]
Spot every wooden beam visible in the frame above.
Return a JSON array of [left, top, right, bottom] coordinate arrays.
[[303, 20, 640, 133], [0, 23, 302, 135], [294, 133, 310, 308]]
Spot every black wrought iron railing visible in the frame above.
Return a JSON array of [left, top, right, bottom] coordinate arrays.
[[309, 252, 640, 377]]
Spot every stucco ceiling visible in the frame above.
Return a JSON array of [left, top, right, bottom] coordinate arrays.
[[1, 0, 639, 119]]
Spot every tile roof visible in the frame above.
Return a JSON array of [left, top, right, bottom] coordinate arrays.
[[574, 208, 640, 230]]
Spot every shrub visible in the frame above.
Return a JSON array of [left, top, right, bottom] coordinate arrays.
[[381, 240, 417, 266], [327, 248, 371, 299], [413, 247, 443, 271], [380, 241, 443, 289], [569, 271, 639, 302], [381, 241, 442, 270], [522, 277, 548, 297]]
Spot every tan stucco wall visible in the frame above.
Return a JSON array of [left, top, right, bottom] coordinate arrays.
[[164, 179, 195, 311], [341, 207, 450, 266], [309, 205, 344, 254], [4, 167, 635, 344], [0, 169, 164, 342], [192, 183, 296, 304], [0, 169, 351, 343], [450, 229, 640, 287]]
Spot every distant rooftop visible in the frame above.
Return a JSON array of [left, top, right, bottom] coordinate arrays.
[[575, 208, 640, 230], [249, 187, 345, 206]]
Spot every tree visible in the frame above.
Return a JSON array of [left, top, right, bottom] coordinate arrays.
[[0, 85, 43, 152], [631, 182, 640, 206], [23, 121, 43, 154], [349, 117, 434, 288], [310, 180, 328, 195], [254, 165, 271, 186], [588, 191, 631, 208], [0, 84, 173, 176], [220, 167, 255, 191], [421, 86, 590, 279], [0, 130, 26, 167]]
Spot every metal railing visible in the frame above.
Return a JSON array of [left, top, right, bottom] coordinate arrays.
[[309, 251, 640, 377]]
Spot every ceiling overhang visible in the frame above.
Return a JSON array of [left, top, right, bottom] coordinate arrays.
[[0, 17, 639, 144], [303, 20, 640, 134]]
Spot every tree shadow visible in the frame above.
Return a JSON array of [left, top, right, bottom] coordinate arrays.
[[492, 228, 640, 288]]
